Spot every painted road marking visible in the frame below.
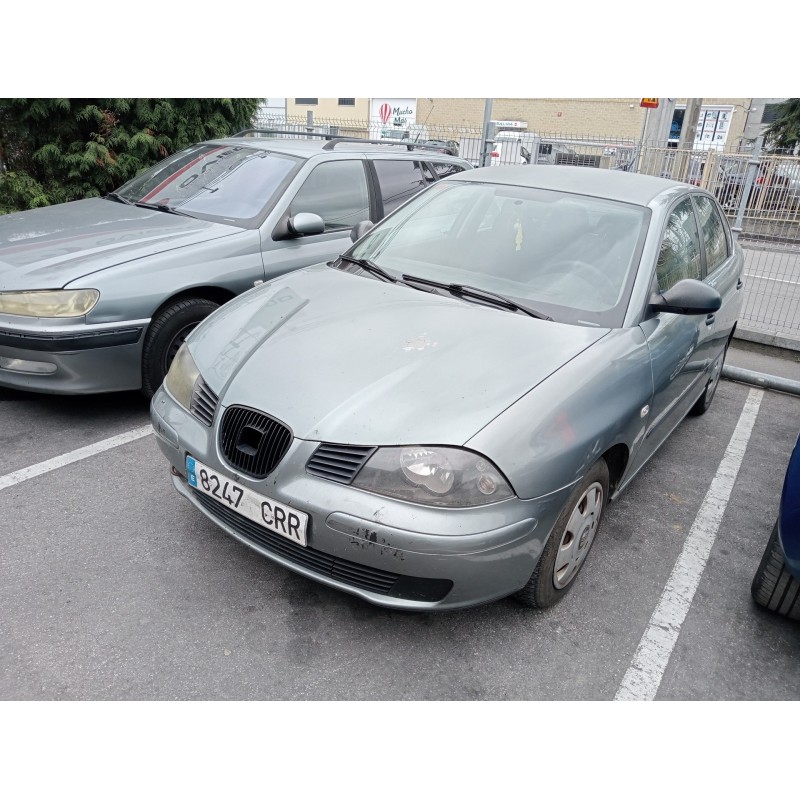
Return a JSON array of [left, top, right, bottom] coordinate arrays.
[[615, 388, 764, 701], [744, 272, 800, 286], [0, 425, 153, 491]]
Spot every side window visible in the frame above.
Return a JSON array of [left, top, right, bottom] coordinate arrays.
[[289, 160, 369, 231], [693, 194, 729, 276], [373, 160, 428, 215], [429, 162, 466, 180], [656, 197, 702, 292]]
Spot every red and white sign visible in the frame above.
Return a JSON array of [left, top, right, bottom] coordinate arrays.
[[370, 98, 417, 128]]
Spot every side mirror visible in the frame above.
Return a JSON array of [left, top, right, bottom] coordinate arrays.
[[288, 212, 325, 237], [649, 278, 722, 315], [350, 220, 375, 243]]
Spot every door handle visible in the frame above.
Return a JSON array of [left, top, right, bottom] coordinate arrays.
[[705, 314, 716, 326], [737, 278, 743, 290]]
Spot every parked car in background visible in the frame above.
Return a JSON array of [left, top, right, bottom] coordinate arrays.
[[715, 160, 791, 210], [0, 132, 471, 396], [152, 166, 742, 611], [751, 433, 800, 619], [420, 139, 460, 157]]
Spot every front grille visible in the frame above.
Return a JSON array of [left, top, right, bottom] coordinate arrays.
[[306, 443, 376, 484], [192, 491, 453, 602], [190, 378, 219, 426], [219, 406, 292, 479]]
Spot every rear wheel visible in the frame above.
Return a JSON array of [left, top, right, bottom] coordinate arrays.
[[751, 520, 800, 620], [515, 459, 609, 609], [141, 298, 219, 398]]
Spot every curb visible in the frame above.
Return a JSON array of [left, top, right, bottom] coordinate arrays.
[[722, 365, 800, 396], [733, 325, 800, 353]]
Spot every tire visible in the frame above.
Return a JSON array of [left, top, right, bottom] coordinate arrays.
[[141, 298, 219, 398], [515, 458, 609, 609], [751, 520, 800, 620], [689, 340, 728, 417]]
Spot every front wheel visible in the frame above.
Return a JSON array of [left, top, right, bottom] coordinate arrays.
[[141, 298, 219, 398], [515, 459, 609, 609]]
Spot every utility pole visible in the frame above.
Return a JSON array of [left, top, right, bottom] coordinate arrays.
[[675, 98, 703, 182], [480, 99, 495, 168], [732, 135, 764, 238]]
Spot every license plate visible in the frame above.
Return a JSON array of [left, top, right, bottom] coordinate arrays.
[[186, 456, 308, 547]]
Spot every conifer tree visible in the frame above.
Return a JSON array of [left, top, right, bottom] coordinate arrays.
[[0, 99, 261, 213], [764, 98, 800, 151]]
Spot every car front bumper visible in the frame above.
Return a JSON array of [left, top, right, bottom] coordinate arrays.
[[0, 316, 149, 394], [151, 385, 574, 611]]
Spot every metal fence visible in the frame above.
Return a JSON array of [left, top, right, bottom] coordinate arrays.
[[253, 113, 800, 339]]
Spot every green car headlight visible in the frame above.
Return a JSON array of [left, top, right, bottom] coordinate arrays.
[[0, 289, 100, 317], [164, 343, 200, 410], [351, 446, 514, 507]]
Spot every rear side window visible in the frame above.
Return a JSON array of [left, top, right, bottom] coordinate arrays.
[[656, 197, 702, 292], [289, 160, 369, 231], [429, 162, 467, 179], [693, 194, 729, 275], [373, 160, 428, 215]]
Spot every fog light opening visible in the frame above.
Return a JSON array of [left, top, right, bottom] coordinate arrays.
[[0, 357, 57, 374]]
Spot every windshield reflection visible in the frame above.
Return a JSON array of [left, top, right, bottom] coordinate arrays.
[[350, 181, 648, 326], [115, 145, 300, 225]]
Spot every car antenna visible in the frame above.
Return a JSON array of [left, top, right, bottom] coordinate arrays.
[[413, 100, 435, 143]]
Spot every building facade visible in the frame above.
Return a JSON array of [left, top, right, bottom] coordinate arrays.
[[261, 98, 782, 149]]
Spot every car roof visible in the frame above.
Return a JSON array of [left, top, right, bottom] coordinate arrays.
[[448, 165, 691, 206], [209, 135, 463, 162]]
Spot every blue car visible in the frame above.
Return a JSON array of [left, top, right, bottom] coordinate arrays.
[[751, 433, 800, 619]]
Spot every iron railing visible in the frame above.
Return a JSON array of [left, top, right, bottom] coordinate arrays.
[[252, 113, 800, 338]]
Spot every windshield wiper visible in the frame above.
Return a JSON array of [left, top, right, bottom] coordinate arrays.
[[400, 274, 552, 320], [134, 201, 191, 217], [339, 255, 401, 284], [105, 192, 133, 205]]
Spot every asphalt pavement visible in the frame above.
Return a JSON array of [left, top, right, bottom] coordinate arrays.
[[1, 341, 799, 700]]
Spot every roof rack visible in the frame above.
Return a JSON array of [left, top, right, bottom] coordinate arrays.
[[233, 128, 334, 140], [231, 128, 457, 155]]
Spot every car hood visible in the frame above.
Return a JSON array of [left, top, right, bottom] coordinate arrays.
[[191, 266, 609, 445], [0, 198, 242, 290]]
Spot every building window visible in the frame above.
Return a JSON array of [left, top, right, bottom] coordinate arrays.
[[295, 98, 318, 105], [338, 98, 355, 106], [761, 103, 781, 124]]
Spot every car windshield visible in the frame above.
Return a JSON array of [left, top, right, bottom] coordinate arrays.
[[348, 180, 648, 326], [113, 144, 301, 226]]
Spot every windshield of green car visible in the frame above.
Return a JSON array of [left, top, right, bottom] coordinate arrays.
[[348, 180, 649, 326], [114, 144, 301, 227]]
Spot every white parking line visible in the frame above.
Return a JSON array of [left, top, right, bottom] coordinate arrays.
[[0, 425, 153, 491], [744, 272, 800, 286], [615, 388, 764, 701]]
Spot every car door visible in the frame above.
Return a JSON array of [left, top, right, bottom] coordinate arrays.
[[261, 158, 374, 279], [636, 195, 717, 459], [692, 192, 741, 352]]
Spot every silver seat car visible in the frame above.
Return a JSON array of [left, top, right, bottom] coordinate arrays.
[[0, 131, 470, 395], [152, 165, 742, 611]]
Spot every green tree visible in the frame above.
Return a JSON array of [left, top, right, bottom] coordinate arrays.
[[764, 98, 800, 151], [0, 98, 261, 214]]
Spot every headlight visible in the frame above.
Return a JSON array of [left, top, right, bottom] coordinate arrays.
[[351, 446, 514, 507], [0, 289, 99, 317], [164, 343, 200, 410]]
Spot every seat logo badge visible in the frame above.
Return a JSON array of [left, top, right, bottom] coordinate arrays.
[[640, 405, 650, 418], [403, 333, 437, 352]]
